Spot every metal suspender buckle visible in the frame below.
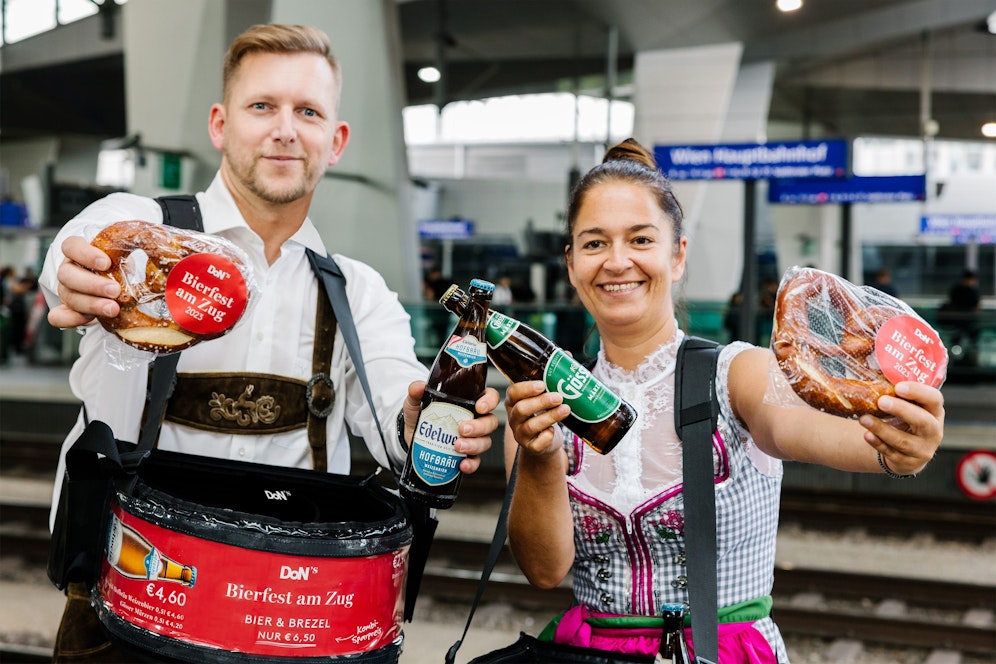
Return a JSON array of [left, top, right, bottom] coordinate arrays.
[[306, 372, 335, 418]]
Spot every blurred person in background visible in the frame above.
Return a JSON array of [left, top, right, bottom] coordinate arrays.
[[938, 268, 982, 364], [870, 267, 899, 298]]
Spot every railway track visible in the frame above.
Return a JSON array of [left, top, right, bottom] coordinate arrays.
[[2, 438, 994, 660], [3, 434, 995, 542], [2, 496, 994, 658]]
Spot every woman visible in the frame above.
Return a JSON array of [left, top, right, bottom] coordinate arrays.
[[501, 139, 944, 662]]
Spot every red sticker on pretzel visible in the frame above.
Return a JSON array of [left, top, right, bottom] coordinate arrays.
[[165, 254, 248, 337], [874, 315, 947, 387]]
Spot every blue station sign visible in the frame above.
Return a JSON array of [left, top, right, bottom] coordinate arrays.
[[920, 214, 996, 245], [418, 218, 475, 240], [769, 175, 926, 205], [654, 139, 848, 181]]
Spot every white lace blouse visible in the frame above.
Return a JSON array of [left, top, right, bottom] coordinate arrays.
[[561, 327, 789, 662], [569, 329, 780, 514]]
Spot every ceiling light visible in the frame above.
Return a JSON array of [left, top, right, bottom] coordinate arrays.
[[777, 0, 803, 12], [982, 122, 996, 138], [988, 10, 996, 34], [418, 66, 441, 83]]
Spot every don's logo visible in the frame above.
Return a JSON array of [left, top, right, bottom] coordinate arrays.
[[280, 565, 314, 580]]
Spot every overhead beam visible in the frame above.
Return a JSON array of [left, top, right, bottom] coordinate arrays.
[[744, 0, 996, 63]]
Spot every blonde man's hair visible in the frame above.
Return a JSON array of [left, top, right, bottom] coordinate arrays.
[[223, 24, 342, 104]]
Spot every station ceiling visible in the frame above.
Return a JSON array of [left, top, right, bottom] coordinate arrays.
[[2, 0, 995, 142]]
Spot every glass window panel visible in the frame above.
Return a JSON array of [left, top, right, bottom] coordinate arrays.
[[403, 93, 634, 145], [3, 0, 56, 44], [57, 0, 99, 24]]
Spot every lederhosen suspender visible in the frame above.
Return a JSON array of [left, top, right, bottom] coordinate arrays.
[[157, 196, 337, 470]]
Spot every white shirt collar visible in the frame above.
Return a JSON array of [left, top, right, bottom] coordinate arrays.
[[200, 172, 328, 256]]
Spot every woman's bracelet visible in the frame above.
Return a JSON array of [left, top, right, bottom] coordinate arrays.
[[877, 451, 917, 479]]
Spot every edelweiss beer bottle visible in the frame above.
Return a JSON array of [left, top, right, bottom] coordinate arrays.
[[399, 279, 494, 508], [106, 514, 196, 587], [440, 284, 636, 455], [657, 603, 691, 663]]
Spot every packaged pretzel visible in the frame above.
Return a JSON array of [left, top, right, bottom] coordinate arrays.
[[85, 220, 258, 369], [769, 266, 947, 418]]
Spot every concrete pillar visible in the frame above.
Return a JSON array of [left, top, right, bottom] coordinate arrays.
[[272, 0, 418, 298], [633, 43, 766, 301], [121, 0, 416, 297], [122, 0, 271, 194]]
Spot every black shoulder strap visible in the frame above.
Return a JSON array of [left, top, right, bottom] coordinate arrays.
[[305, 248, 435, 624], [674, 336, 722, 664], [156, 195, 202, 231], [149, 199, 431, 621], [127, 196, 204, 464], [449, 337, 723, 664], [445, 450, 518, 664]]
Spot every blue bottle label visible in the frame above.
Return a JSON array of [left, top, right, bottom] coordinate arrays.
[[410, 401, 471, 486], [443, 334, 488, 367]]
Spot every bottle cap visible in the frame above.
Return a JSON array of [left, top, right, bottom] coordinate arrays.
[[439, 284, 461, 305], [660, 602, 688, 615], [470, 278, 495, 292]]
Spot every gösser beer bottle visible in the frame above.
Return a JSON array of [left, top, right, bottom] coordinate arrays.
[[399, 279, 494, 509], [440, 284, 636, 455]]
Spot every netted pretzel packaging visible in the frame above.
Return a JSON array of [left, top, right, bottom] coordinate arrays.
[[84, 220, 259, 369], [768, 266, 947, 418]]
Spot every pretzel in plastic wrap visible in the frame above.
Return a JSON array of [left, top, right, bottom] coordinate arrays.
[[87, 220, 258, 368], [769, 266, 947, 418]]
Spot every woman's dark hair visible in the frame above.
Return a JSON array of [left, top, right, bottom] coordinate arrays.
[[565, 138, 684, 249]]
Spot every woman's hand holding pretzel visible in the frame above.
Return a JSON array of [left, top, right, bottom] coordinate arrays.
[[858, 380, 945, 476]]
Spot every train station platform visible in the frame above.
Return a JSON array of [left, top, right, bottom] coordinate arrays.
[[1, 469, 994, 664], [2, 356, 994, 504]]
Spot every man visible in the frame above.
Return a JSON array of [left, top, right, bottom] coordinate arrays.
[[40, 23, 499, 661], [940, 268, 982, 363], [871, 267, 899, 297]]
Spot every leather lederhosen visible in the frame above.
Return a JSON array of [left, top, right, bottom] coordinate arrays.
[[163, 286, 337, 470]]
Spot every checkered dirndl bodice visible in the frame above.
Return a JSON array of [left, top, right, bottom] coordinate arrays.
[[563, 333, 789, 661]]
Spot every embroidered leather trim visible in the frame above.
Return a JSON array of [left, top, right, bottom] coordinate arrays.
[[165, 372, 308, 434], [211, 383, 282, 426]]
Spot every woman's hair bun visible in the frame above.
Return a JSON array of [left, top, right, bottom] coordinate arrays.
[[602, 137, 656, 170]]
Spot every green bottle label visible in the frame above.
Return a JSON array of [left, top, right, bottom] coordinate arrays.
[[544, 349, 620, 423], [484, 311, 518, 348]]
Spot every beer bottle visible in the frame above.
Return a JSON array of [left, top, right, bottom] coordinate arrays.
[[439, 284, 636, 455], [399, 279, 494, 509], [106, 514, 196, 587], [657, 603, 691, 664]]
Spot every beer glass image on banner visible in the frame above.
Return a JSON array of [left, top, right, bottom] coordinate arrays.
[[106, 514, 196, 586]]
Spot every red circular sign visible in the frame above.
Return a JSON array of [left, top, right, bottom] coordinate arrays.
[[164, 254, 248, 337], [873, 315, 947, 387], [956, 451, 996, 501]]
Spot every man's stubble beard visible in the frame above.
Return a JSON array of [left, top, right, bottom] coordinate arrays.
[[234, 152, 321, 205]]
